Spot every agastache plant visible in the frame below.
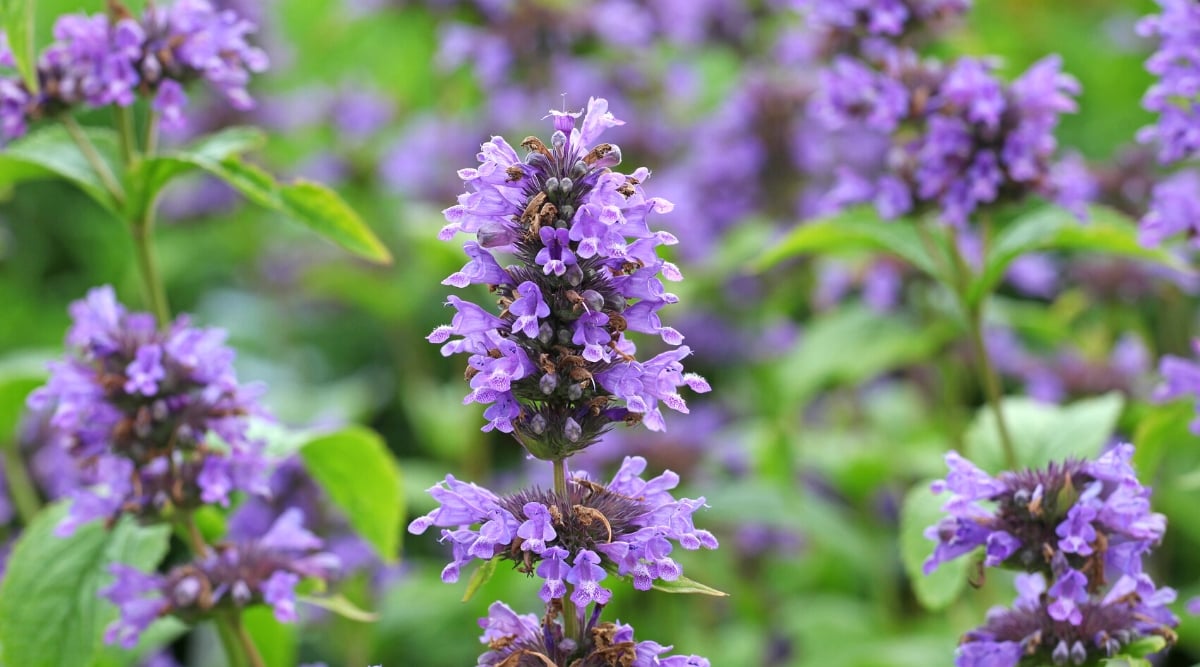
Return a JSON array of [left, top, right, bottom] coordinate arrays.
[[924, 445, 1177, 666], [0, 1, 391, 665], [414, 98, 714, 665]]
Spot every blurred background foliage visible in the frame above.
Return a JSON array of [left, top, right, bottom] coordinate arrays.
[[4, 0, 1200, 665]]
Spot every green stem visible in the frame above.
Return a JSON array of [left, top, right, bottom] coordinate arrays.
[[61, 116, 125, 206], [144, 111, 160, 158], [946, 226, 1018, 470], [2, 444, 40, 524], [131, 210, 171, 327], [116, 106, 137, 164], [553, 458, 579, 641], [179, 514, 265, 667]]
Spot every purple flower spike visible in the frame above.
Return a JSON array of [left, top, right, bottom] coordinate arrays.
[[431, 98, 708, 455], [29, 286, 270, 535]]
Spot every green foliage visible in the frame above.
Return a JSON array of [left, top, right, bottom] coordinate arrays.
[[899, 481, 970, 611], [243, 606, 298, 667], [965, 392, 1124, 473], [2, 0, 36, 92], [647, 574, 729, 597], [0, 502, 171, 667], [459, 558, 498, 603], [0, 126, 122, 213], [296, 593, 379, 623], [0, 350, 48, 441], [970, 205, 1182, 305], [299, 426, 404, 561]]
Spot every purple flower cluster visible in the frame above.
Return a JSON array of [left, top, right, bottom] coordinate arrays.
[[1137, 0, 1200, 165], [815, 52, 1084, 225], [1139, 170, 1200, 248], [409, 456, 717, 595], [1153, 339, 1200, 432], [102, 509, 340, 648], [475, 600, 709, 667], [924, 445, 1177, 665], [956, 571, 1176, 667], [431, 97, 709, 457], [0, 0, 267, 139], [985, 329, 1149, 404], [804, 0, 971, 58], [27, 286, 269, 536]]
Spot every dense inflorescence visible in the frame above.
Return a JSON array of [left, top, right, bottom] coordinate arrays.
[[814, 52, 1085, 226], [0, 0, 267, 138], [475, 600, 710, 667], [409, 456, 717, 595], [27, 286, 269, 536], [432, 97, 710, 459], [804, 0, 971, 58], [956, 572, 1177, 667], [925, 445, 1176, 666], [102, 509, 340, 648], [1137, 0, 1200, 165]]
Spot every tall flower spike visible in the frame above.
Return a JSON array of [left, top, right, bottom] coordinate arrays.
[[27, 285, 270, 536], [433, 97, 709, 459]]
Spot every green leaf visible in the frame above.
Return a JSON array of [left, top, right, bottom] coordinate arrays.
[[1123, 636, 1167, 658], [297, 593, 379, 622], [647, 574, 728, 597], [460, 558, 498, 603], [0, 502, 171, 667], [1102, 657, 1152, 667], [242, 606, 297, 667], [971, 205, 1183, 305], [278, 180, 392, 264], [964, 392, 1124, 474], [0, 351, 50, 441], [0, 126, 122, 213], [899, 481, 969, 611], [2, 0, 37, 93], [754, 207, 945, 281], [131, 126, 267, 218], [299, 426, 403, 561], [1132, 401, 1193, 482], [772, 304, 957, 408]]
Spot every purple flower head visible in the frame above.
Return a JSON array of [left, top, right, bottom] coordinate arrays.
[[475, 600, 708, 667], [1153, 339, 1200, 432], [0, 0, 267, 141], [1138, 0, 1200, 164], [408, 456, 716, 595], [1140, 170, 1200, 248], [28, 286, 269, 535], [805, 0, 971, 57], [816, 53, 1081, 226], [924, 445, 1166, 583], [432, 98, 708, 457], [102, 509, 340, 646], [956, 571, 1177, 666]]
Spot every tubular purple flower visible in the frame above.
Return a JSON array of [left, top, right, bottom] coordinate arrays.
[[431, 97, 709, 457]]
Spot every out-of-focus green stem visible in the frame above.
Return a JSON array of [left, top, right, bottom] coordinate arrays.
[[116, 106, 137, 164], [946, 226, 1017, 470], [62, 116, 125, 206], [131, 210, 171, 327], [2, 444, 40, 524], [144, 111, 160, 157], [553, 458, 579, 641]]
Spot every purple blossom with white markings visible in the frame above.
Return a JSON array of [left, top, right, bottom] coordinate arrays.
[[408, 456, 716, 591], [431, 97, 709, 457], [474, 600, 711, 667], [924, 445, 1165, 581], [27, 286, 269, 536], [102, 509, 340, 647], [955, 571, 1177, 666], [0, 0, 267, 139]]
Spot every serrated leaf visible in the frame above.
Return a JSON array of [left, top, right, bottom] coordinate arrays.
[[899, 481, 969, 610], [755, 207, 945, 281], [461, 558, 498, 603], [299, 426, 403, 561], [971, 205, 1186, 305], [297, 594, 379, 622], [0, 501, 171, 667], [2, 0, 36, 93], [0, 126, 122, 213], [648, 574, 728, 597], [964, 392, 1124, 474]]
